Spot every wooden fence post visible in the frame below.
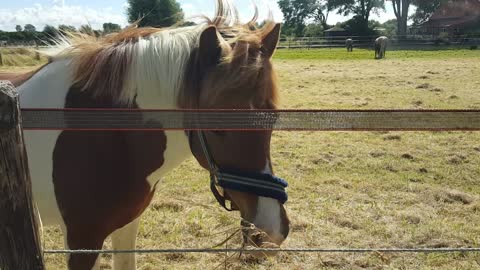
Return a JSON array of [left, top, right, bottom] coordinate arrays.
[[0, 50, 3, 66], [0, 81, 45, 270]]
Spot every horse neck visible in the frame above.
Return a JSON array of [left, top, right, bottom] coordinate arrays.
[[126, 26, 203, 110]]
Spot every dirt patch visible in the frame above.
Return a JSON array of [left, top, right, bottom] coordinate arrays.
[[419, 168, 429, 173], [416, 83, 431, 89], [151, 201, 184, 212], [434, 189, 476, 205], [384, 135, 401, 141], [448, 154, 468, 165], [370, 152, 386, 158]]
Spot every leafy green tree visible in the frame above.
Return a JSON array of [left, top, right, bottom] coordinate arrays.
[[127, 0, 184, 27], [304, 23, 324, 36], [103, 23, 122, 34], [24, 24, 36, 32], [331, 0, 385, 34], [381, 19, 398, 36], [278, 0, 317, 36], [16, 25, 23, 32], [79, 25, 94, 35], [341, 15, 380, 36], [43, 25, 58, 38], [312, 0, 335, 29], [58, 25, 77, 34], [410, 0, 448, 25]]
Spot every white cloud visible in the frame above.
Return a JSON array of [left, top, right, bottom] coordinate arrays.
[[178, 0, 284, 23], [0, 0, 127, 31], [0, 0, 397, 32]]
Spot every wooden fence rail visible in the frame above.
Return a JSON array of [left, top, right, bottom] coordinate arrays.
[[0, 81, 44, 270]]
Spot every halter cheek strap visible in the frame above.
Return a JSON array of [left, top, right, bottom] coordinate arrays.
[[194, 131, 289, 211]]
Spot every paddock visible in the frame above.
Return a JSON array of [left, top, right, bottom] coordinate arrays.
[[1, 48, 480, 269]]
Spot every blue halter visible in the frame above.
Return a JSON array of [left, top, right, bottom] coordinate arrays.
[[195, 131, 288, 211]]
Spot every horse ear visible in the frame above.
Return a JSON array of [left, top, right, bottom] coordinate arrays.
[[198, 26, 222, 69], [262, 23, 281, 59]]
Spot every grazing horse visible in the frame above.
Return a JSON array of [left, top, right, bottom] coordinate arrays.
[[375, 36, 388, 59], [6, 1, 291, 269], [346, 38, 353, 52]]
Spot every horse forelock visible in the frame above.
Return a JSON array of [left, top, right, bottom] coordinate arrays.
[[177, 1, 279, 109]]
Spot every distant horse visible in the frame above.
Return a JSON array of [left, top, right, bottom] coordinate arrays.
[[346, 38, 353, 52], [4, 1, 290, 269], [375, 36, 388, 59]]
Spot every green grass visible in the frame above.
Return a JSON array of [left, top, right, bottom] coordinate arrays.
[[274, 48, 480, 60]]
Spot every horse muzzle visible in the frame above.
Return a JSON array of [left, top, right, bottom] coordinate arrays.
[[240, 220, 284, 258]]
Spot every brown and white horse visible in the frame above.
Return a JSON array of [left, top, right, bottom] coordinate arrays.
[[8, 1, 290, 269]]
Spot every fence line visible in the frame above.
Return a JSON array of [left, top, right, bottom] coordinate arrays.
[[43, 247, 480, 255], [20, 109, 480, 131]]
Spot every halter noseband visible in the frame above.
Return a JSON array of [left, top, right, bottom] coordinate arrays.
[[190, 131, 288, 211]]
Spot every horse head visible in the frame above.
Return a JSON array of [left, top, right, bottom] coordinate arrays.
[[182, 23, 290, 253]]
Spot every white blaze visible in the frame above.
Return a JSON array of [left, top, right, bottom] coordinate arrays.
[[253, 160, 284, 244]]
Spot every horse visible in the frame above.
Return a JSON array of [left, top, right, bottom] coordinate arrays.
[[345, 38, 353, 52], [375, 36, 388, 59], [6, 1, 291, 269]]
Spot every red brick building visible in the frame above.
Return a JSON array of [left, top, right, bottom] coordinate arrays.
[[416, 0, 480, 36]]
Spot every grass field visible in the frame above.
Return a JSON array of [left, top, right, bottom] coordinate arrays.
[[0, 48, 48, 69], [5, 48, 480, 269]]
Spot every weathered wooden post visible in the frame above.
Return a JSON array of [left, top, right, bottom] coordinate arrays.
[[0, 50, 3, 66], [0, 81, 45, 270]]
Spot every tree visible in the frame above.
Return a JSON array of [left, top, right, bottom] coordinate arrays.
[[15, 25, 22, 32], [127, 0, 184, 27], [410, 0, 447, 25], [24, 24, 36, 32], [381, 19, 398, 36], [342, 15, 379, 36], [312, 1, 335, 29], [43, 25, 58, 38], [103, 23, 122, 34], [79, 25, 94, 35], [278, 0, 317, 36], [312, 0, 335, 29], [389, 0, 411, 37], [331, 0, 385, 34], [58, 25, 77, 34], [304, 23, 324, 36]]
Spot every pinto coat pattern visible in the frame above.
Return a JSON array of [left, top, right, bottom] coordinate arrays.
[[14, 1, 290, 269]]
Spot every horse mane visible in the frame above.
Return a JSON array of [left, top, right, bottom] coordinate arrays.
[[46, 0, 279, 107]]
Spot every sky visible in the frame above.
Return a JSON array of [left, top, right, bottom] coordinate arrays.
[[0, 0, 397, 32]]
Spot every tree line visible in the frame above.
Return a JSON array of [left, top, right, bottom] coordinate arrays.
[[0, 0, 455, 45], [278, 0, 455, 37], [0, 0, 184, 45]]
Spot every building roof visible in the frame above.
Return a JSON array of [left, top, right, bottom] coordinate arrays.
[[420, 0, 480, 28], [430, 0, 480, 21], [325, 26, 346, 32]]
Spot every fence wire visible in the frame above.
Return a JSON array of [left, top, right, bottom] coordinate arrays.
[[19, 109, 480, 131], [43, 247, 480, 255]]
